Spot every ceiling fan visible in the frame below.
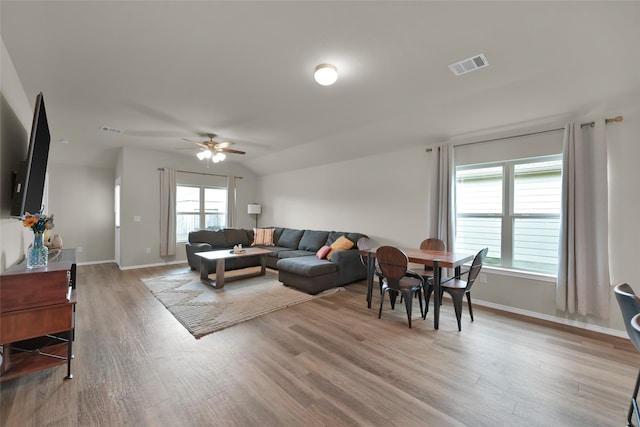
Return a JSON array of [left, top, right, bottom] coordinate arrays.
[[181, 134, 246, 163]]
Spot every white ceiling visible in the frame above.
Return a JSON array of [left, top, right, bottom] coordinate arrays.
[[2, 1, 639, 175]]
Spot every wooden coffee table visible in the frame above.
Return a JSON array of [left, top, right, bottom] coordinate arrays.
[[194, 247, 272, 289]]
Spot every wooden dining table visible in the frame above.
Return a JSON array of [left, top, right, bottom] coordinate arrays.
[[360, 246, 474, 330]]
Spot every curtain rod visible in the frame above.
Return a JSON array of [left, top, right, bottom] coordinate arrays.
[[425, 115, 624, 152], [157, 168, 243, 179]]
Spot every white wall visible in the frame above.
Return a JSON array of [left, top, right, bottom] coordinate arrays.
[[47, 162, 115, 264], [118, 147, 260, 268], [259, 145, 432, 247], [606, 103, 640, 331], [0, 37, 34, 270]]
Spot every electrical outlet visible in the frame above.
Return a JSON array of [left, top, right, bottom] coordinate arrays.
[[76, 246, 83, 253], [145, 247, 151, 254], [479, 273, 487, 283]]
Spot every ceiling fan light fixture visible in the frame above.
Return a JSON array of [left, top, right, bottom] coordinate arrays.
[[196, 151, 207, 160], [211, 152, 227, 163], [314, 64, 338, 86]]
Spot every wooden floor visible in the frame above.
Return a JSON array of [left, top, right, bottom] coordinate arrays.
[[1, 263, 638, 426]]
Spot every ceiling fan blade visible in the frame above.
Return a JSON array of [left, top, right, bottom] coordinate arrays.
[[219, 148, 245, 155], [181, 137, 207, 147], [214, 141, 234, 149]]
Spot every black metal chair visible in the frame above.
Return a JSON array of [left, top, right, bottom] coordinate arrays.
[[376, 246, 425, 328], [426, 247, 488, 331], [419, 238, 445, 277], [357, 237, 384, 294], [614, 283, 640, 426]]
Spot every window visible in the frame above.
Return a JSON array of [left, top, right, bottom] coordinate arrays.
[[176, 185, 227, 242], [114, 179, 121, 228], [455, 156, 562, 275]]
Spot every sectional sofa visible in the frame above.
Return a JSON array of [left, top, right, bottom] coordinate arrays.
[[185, 227, 368, 294]]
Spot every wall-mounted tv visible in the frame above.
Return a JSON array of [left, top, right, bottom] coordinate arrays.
[[10, 92, 50, 218]]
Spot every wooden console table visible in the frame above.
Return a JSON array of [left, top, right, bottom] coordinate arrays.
[[0, 249, 77, 382]]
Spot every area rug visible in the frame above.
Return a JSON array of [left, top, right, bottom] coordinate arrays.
[[140, 268, 343, 339]]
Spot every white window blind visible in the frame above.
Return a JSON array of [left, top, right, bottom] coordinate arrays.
[[455, 157, 562, 274], [176, 185, 227, 242]]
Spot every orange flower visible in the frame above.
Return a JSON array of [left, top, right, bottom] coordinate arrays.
[[23, 217, 38, 228], [20, 211, 54, 233]]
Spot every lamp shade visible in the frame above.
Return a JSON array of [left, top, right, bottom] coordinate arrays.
[[247, 204, 262, 215]]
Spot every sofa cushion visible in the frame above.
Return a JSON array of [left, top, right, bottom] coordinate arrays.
[[272, 227, 285, 245], [345, 232, 367, 246], [278, 249, 316, 259], [252, 228, 275, 246], [316, 245, 331, 259], [327, 235, 355, 261], [277, 256, 338, 277], [189, 229, 227, 247], [266, 246, 295, 255], [298, 230, 330, 252], [327, 231, 348, 246], [277, 228, 304, 249], [223, 229, 251, 247]]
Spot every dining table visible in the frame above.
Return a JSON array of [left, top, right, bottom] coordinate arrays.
[[360, 246, 474, 330]]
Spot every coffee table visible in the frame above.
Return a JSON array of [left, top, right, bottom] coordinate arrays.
[[194, 247, 272, 289]]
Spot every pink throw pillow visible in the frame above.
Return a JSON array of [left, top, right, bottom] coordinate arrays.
[[316, 245, 331, 259]]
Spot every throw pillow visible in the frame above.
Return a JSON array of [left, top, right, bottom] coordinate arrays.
[[252, 228, 275, 246], [326, 235, 354, 261], [316, 245, 331, 259]]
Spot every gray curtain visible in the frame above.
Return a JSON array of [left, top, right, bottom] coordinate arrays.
[[437, 144, 456, 252], [226, 175, 236, 228], [556, 121, 610, 317], [160, 167, 176, 257]]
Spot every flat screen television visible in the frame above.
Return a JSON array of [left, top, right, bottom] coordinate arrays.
[[10, 92, 51, 218]]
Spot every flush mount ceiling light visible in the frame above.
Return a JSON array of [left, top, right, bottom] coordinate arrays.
[[314, 64, 338, 86]]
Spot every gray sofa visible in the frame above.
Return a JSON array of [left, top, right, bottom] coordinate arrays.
[[185, 227, 368, 294]]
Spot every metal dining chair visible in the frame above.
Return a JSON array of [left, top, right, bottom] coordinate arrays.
[[376, 246, 425, 328], [417, 238, 445, 299], [419, 238, 445, 274], [426, 247, 488, 331], [357, 237, 384, 295], [614, 283, 640, 426]]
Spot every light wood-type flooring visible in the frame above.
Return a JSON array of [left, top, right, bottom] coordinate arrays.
[[1, 263, 638, 426]]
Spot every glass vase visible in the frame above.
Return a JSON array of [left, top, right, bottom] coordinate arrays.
[[27, 232, 48, 269]]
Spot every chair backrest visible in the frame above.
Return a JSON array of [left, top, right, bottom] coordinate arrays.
[[357, 237, 374, 268], [614, 283, 640, 352], [376, 246, 409, 286], [465, 247, 488, 291], [419, 238, 445, 252], [357, 237, 373, 252]]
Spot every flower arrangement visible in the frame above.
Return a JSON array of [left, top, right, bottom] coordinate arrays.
[[22, 211, 54, 234]]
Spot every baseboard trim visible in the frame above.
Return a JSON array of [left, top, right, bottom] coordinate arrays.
[[76, 259, 115, 266], [473, 298, 627, 338], [75, 259, 188, 270], [118, 260, 188, 270]]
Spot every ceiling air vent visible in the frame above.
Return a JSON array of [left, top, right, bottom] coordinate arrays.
[[99, 125, 123, 134], [448, 53, 489, 76]]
